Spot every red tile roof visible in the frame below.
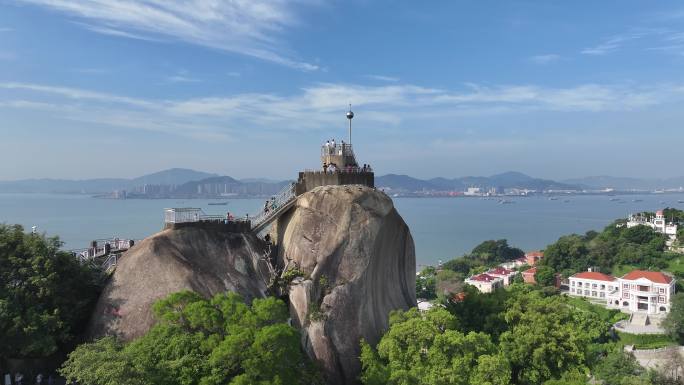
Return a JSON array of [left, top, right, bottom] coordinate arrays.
[[571, 271, 615, 282], [522, 267, 537, 275], [468, 273, 499, 282], [526, 251, 544, 257], [621, 270, 673, 284]]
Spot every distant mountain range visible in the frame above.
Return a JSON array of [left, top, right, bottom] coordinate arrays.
[[375, 171, 581, 192], [0, 168, 218, 194], [1, 169, 682, 196]]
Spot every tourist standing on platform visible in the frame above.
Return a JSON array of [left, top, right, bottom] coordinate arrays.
[[323, 162, 328, 173]]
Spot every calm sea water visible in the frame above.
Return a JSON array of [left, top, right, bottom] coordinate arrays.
[[1, 192, 683, 266]]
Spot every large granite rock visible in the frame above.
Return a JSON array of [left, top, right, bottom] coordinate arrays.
[[89, 226, 271, 341], [274, 185, 416, 384]]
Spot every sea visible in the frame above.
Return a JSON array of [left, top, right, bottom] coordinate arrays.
[[1, 192, 683, 267]]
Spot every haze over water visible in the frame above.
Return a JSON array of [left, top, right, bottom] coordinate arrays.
[[2, 192, 683, 266]]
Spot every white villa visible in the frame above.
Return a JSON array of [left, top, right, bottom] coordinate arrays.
[[569, 269, 675, 314], [465, 273, 504, 293], [486, 267, 518, 286], [627, 210, 678, 246]]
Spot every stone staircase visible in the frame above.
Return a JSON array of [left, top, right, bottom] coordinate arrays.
[[630, 312, 650, 326]]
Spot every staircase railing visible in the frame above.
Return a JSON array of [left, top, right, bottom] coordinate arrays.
[[250, 182, 297, 230]]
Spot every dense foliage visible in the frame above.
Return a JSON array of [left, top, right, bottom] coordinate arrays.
[[442, 239, 524, 274], [366, 284, 681, 385], [362, 285, 619, 385], [539, 210, 684, 276], [0, 224, 102, 359], [663, 293, 684, 344], [60, 291, 320, 385]]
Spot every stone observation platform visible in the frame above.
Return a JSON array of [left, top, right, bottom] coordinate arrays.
[[162, 106, 374, 237]]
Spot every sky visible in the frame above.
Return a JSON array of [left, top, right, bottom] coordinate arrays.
[[1, 0, 684, 181]]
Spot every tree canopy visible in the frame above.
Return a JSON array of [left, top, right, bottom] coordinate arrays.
[[0, 224, 102, 359], [539, 214, 680, 275], [362, 287, 615, 385], [60, 291, 321, 385]]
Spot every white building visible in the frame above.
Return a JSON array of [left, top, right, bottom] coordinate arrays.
[[486, 267, 518, 286], [627, 210, 678, 244], [465, 273, 504, 293], [568, 271, 618, 300], [569, 269, 675, 314]]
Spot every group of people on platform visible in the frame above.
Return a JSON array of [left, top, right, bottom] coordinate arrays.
[[322, 163, 372, 174], [323, 139, 350, 155]]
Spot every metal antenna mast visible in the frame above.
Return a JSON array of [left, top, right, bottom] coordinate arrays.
[[346, 104, 354, 144]]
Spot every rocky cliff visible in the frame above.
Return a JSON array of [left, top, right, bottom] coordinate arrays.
[[274, 185, 416, 384], [89, 227, 271, 341]]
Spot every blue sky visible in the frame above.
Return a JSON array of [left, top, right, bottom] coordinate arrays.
[[1, 1, 683, 180]]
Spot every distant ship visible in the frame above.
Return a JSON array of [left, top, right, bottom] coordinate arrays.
[[498, 199, 514, 204], [208, 202, 229, 206], [549, 197, 559, 201], [609, 198, 620, 202], [678, 200, 684, 204]]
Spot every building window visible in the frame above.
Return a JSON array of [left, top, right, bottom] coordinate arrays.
[[592, 284, 597, 289], [584, 290, 590, 295], [659, 306, 667, 312], [592, 291, 597, 297], [601, 284, 605, 290], [659, 288, 665, 294], [571, 281, 575, 286], [623, 301, 629, 307], [600, 292, 605, 298], [623, 292, 629, 299], [623, 283, 629, 289], [659, 296, 665, 303]]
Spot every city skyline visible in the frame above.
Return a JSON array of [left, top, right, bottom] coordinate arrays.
[[1, 1, 684, 180]]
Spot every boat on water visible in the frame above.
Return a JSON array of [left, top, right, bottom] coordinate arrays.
[[498, 199, 515, 204], [609, 198, 620, 202], [548, 197, 559, 201], [208, 202, 229, 206]]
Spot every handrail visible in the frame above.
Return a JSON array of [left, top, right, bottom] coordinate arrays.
[[250, 182, 297, 230]]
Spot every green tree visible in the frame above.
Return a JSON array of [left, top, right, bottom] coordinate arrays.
[[663, 293, 684, 344], [471, 239, 524, 264], [534, 266, 556, 287], [0, 224, 102, 359], [540, 234, 588, 272], [359, 307, 509, 385], [499, 291, 609, 385], [416, 267, 437, 300], [592, 350, 644, 385], [60, 291, 320, 385]]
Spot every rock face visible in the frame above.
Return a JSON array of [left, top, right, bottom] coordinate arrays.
[[274, 185, 416, 384], [89, 227, 271, 341]]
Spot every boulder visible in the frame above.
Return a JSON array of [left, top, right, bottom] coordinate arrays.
[[88, 226, 271, 341], [274, 185, 416, 384]]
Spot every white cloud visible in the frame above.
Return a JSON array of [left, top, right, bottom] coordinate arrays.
[[1, 80, 682, 141], [529, 54, 560, 64], [165, 70, 201, 83], [581, 31, 652, 55], [365, 74, 400, 82], [13, 0, 319, 70]]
